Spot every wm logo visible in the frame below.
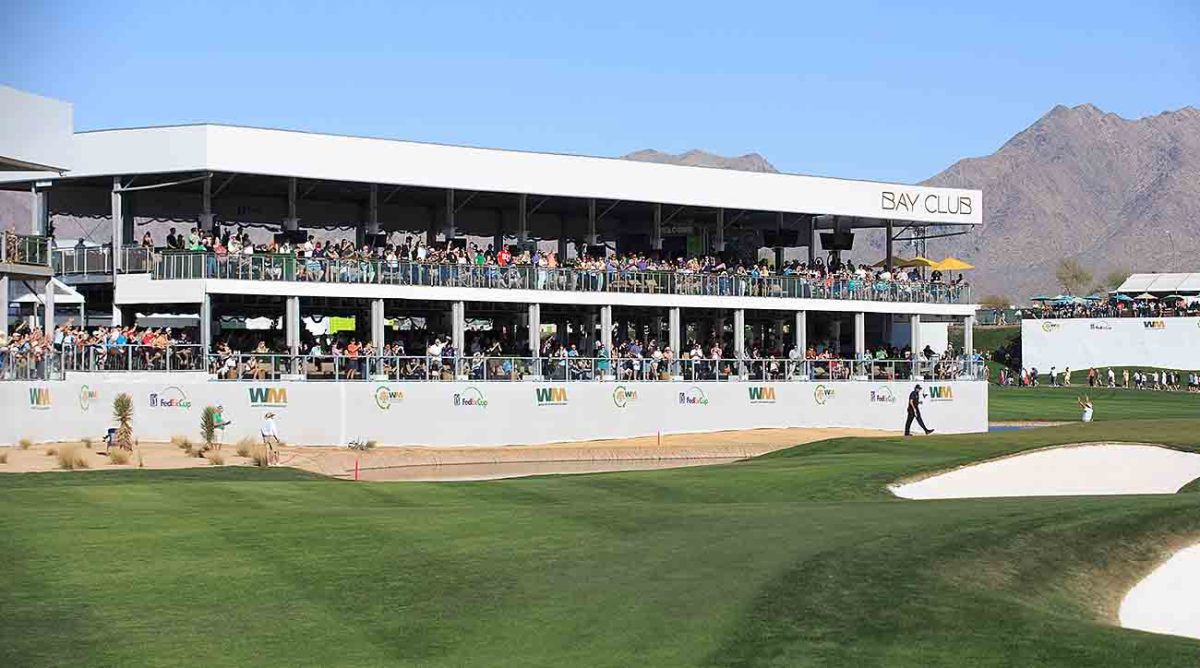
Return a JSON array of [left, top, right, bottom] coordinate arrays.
[[248, 387, 288, 406], [928, 386, 954, 401], [535, 387, 568, 405], [29, 387, 51, 408], [748, 386, 776, 403]]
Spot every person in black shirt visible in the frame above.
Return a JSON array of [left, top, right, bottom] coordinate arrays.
[[166, 228, 179, 249], [905, 384, 934, 436]]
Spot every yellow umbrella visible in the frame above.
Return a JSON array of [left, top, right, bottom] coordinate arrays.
[[871, 256, 912, 268], [932, 256, 974, 271], [899, 256, 937, 268]]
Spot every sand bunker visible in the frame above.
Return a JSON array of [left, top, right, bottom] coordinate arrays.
[[891, 444, 1200, 499], [350, 457, 743, 482], [1120, 544, 1200, 641]]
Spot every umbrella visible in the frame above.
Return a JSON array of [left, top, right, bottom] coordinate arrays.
[[1030, 295, 1053, 302], [1135, 292, 1158, 300], [1163, 294, 1186, 301], [900, 257, 937, 268], [871, 256, 912, 268], [1084, 293, 1105, 301], [1111, 294, 1134, 302], [931, 256, 974, 271]]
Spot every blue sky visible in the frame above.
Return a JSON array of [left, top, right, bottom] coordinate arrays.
[[2, 1, 1195, 183]]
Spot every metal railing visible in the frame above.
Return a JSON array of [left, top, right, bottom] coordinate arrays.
[[53, 246, 154, 276], [1, 233, 52, 267], [56, 344, 207, 373], [151, 252, 970, 304], [0, 350, 65, 381], [1020, 308, 1200, 320], [204, 353, 984, 383]]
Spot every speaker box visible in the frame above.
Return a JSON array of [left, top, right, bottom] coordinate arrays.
[[820, 232, 855, 251]]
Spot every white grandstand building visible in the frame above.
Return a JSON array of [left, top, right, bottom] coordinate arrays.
[[1, 88, 988, 446]]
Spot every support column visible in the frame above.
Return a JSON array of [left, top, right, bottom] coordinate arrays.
[[586, 313, 598, 354], [557, 215, 568, 260], [43, 279, 55, 337], [963, 313, 975, 358], [885, 219, 894, 273], [284, 177, 299, 231], [199, 173, 215, 232], [32, 185, 50, 236], [112, 304, 124, 328], [909, 314, 922, 355], [517, 193, 529, 244], [854, 312, 866, 357], [445, 188, 456, 241], [199, 295, 212, 352], [0, 276, 8, 335], [831, 318, 843, 356], [111, 177, 126, 273], [715, 208, 726, 253], [668, 307, 681, 353], [527, 303, 541, 356], [493, 209, 504, 253], [287, 296, 301, 355], [794, 311, 807, 353], [451, 301, 465, 353], [733, 309, 746, 359], [774, 212, 785, 269], [371, 299, 385, 351], [808, 216, 818, 265], [587, 198, 598, 245], [600, 305, 613, 353], [651, 203, 663, 251]]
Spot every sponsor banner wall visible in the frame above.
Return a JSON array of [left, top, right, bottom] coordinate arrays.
[[1022, 317, 1200, 372], [0, 379, 987, 447]]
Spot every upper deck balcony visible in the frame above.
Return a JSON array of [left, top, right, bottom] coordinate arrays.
[[147, 251, 970, 305], [1, 232, 52, 278]]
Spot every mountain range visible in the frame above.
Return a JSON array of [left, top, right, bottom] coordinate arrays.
[[3, 104, 1197, 301]]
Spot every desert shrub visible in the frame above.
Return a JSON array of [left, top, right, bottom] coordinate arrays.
[[56, 445, 90, 470], [81, 437, 94, 450], [112, 393, 134, 450], [176, 438, 194, 452], [250, 446, 270, 468], [136, 450, 144, 468], [200, 406, 219, 451], [204, 450, 225, 466], [0, 450, 8, 464], [235, 438, 255, 458], [18, 438, 32, 450], [45, 446, 58, 457], [170, 435, 187, 447], [108, 448, 132, 465]]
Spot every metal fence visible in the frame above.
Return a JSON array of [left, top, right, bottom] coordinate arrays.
[[53, 246, 154, 276], [56, 344, 207, 372], [0, 351, 65, 381], [205, 353, 983, 383], [1, 233, 51, 267], [151, 252, 970, 304]]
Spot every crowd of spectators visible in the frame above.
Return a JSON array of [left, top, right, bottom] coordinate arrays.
[[1022, 296, 1200, 319], [999, 365, 1200, 392]]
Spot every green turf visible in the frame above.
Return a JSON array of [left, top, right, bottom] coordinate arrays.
[[990, 385, 1200, 422], [3, 422, 1200, 666]]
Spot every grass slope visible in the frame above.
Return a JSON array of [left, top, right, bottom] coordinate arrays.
[[990, 385, 1200, 422], [2, 422, 1200, 667]]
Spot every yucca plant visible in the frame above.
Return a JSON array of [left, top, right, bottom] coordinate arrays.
[[113, 393, 134, 451], [200, 406, 219, 454]]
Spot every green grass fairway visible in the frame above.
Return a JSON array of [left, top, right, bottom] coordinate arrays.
[[991, 385, 1200, 422], [3, 423, 1200, 666]]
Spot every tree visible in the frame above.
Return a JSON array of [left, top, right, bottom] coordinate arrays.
[[112, 393, 134, 451], [1100, 269, 1128, 292], [1055, 258, 1092, 295], [978, 294, 1010, 310]]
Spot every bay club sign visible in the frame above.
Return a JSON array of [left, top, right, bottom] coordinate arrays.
[[881, 191, 974, 217]]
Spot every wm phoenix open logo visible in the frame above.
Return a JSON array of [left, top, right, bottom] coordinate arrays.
[[814, 384, 836, 405], [28, 387, 51, 410], [374, 386, 404, 410], [79, 385, 100, 411], [612, 385, 638, 408], [1143, 320, 1166, 330], [453, 386, 488, 408], [535, 386, 568, 406], [248, 386, 288, 408], [748, 386, 776, 404], [1041, 321, 1060, 332]]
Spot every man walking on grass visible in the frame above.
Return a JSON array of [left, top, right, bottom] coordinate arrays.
[[905, 384, 934, 437]]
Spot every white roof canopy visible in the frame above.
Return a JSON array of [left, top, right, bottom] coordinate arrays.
[[1116, 273, 1200, 294], [0, 124, 981, 226]]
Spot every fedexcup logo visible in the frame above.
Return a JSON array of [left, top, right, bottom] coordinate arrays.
[[678, 386, 709, 405], [374, 386, 404, 410], [748, 386, 776, 404], [927, 385, 954, 401], [814, 384, 836, 405], [453, 386, 488, 408], [1041, 321, 1060, 332], [869, 386, 897, 404], [612, 385, 638, 408], [535, 386, 568, 406], [1089, 321, 1112, 331], [248, 386, 288, 408], [149, 386, 192, 409], [28, 387, 51, 410], [79, 385, 99, 411]]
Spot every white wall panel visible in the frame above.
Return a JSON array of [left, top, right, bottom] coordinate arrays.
[[1022, 318, 1200, 371]]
